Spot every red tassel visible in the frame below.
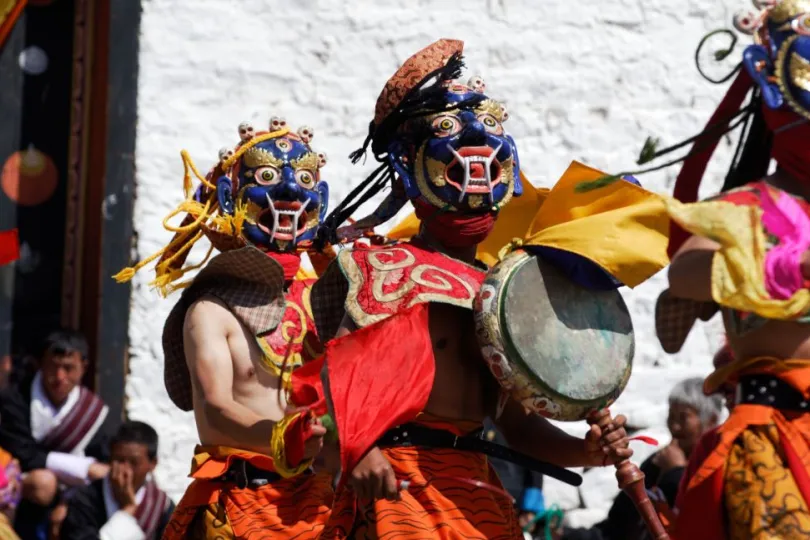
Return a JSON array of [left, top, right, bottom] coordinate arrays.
[[630, 435, 660, 446], [668, 71, 753, 258]]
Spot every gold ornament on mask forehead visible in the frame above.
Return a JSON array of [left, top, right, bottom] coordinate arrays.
[[769, 0, 810, 24], [476, 99, 508, 123], [242, 147, 284, 169], [291, 152, 320, 171]]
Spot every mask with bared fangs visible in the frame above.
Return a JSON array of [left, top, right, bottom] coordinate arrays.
[[216, 118, 329, 252]]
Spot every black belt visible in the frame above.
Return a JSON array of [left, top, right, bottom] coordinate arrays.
[[737, 374, 810, 412], [377, 424, 582, 487], [215, 460, 303, 489]]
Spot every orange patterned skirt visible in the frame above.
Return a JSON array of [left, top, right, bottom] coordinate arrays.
[[321, 417, 522, 540], [161, 446, 334, 540]]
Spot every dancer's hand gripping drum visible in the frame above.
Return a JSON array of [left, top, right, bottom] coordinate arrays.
[[474, 250, 669, 539]]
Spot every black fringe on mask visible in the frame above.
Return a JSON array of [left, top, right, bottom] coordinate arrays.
[[318, 52, 483, 248]]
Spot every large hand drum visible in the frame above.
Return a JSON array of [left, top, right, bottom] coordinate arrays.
[[474, 250, 634, 421]]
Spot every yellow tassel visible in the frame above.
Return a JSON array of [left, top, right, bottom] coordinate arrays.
[[164, 279, 193, 295], [181, 150, 217, 194], [269, 413, 314, 478], [112, 242, 170, 284], [113, 267, 136, 283], [163, 198, 214, 234], [221, 127, 290, 171], [150, 268, 185, 296]]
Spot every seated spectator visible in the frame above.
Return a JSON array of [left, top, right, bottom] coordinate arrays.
[[565, 377, 723, 540], [60, 421, 174, 540], [0, 330, 114, 539]]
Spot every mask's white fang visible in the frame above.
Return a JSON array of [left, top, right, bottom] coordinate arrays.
[[447, 145, 469, 203], [446, 143, 501, 204], [290, 203, 308, 243], [265, 193, 280, 241], [484, 142, 502, 204]]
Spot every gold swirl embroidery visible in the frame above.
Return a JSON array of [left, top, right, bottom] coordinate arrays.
[[410, 264, 476, 306], [280, 302, 308, 345], [724, 424, 810, 537], [259, 298, 309, 373], [368, 248, 416, 303], [367, 247, 416, 270], [341, 247, 482, 329], [301, 285, 315, 321]]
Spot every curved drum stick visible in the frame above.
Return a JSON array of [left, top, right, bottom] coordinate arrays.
[[592, 411, 670, 540]]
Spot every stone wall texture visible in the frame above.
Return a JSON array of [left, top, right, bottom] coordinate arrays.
[[130, 0, 741, 526]]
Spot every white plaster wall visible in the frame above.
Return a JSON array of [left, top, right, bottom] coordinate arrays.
[[129, 0, 740, 525]]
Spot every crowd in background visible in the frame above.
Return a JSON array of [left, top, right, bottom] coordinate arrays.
[[0, 330, 730, 540]]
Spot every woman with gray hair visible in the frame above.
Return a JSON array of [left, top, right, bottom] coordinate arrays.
[[566, 377, 723, 540], [663, 377, 724, 460]]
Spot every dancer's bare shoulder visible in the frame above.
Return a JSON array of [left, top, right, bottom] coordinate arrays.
[[184, 295, 240, 338], [183, 296, 240, 397]]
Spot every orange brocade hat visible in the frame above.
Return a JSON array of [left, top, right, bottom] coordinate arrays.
[[372, 38, 463, 126]]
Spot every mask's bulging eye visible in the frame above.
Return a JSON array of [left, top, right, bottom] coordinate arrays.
[[477, 113, 503, 135], [275, 139, 293, 153], [254, 166, 281, 185], [431, 115, 462, 137], [295, 170, 316, 189]]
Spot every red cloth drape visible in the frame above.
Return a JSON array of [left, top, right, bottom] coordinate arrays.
[[323, 303, 435, 488]]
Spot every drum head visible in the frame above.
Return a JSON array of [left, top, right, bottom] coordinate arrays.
[[475, 250, 634, 420]]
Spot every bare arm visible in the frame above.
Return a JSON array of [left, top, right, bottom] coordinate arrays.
[[667, 235, 719, 302], [495, 399, 632, 469], [495, 398, 590, 468], [184, 298, 275, 449]]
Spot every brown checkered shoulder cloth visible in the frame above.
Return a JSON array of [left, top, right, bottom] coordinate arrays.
[[162, 247, 287, 411], [655, 288, 718, 354], [310, 251, 350, 342]]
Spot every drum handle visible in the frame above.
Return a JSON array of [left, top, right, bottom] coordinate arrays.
[[592, 412, 671, 540], [616, 459, 670, 540]]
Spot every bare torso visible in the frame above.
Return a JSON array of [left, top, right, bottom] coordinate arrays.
[[726, 315, 810, 360], [186, 296, 286, 453], [423, 303, 498, 422]]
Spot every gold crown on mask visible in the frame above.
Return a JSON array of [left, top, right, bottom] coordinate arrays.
[[113, 116, 328, 296], [732, 0, 810, 35]]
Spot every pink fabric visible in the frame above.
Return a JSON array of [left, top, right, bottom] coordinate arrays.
[[761, 190, 810, 300]]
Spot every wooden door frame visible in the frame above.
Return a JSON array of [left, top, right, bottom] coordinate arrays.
[[64, 0, 140, 423]]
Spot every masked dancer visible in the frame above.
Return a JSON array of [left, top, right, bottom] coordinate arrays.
[[283, 39, 674, 539], [115, 118, 335, 539], [578, 2, 810, 537]]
